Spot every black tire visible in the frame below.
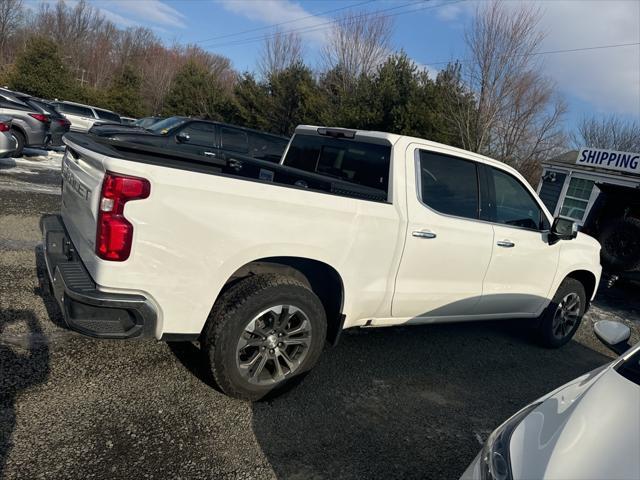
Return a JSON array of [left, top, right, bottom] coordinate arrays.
[[536, 278, 586, 348], [11, 129, 25, 157], [598, 217, 640, 272], [201, 274, 327, 401]]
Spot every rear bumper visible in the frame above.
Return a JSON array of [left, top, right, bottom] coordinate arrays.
[[40, 214, 157, 339]]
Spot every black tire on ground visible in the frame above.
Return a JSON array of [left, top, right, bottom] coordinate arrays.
[[11, 129, 25, 157], [201, 273, 327, 401], [598, 217, 640, 272], [536, 277, 586, 348]]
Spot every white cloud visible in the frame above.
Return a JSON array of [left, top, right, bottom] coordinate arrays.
[[435, 0, 474, 22], [97, 7, 141, 28], [217, 0, 330, 44], [435, 0, 640, 117], [107, 0, 187, 29]]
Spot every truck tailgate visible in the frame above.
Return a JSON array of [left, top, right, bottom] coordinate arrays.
[[60, 138, 107, 266]]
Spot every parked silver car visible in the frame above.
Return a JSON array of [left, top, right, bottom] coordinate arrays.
[[0, 115, 17, 157], [461, 320, 639, 480], [0, 89, 50, 156]]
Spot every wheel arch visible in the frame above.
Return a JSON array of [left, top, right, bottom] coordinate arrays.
[[10, 123, 26, 140], [219, 256, 346, 345], [566, 269, 598, 303]]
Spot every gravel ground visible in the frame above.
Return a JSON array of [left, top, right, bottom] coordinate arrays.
[[1, 151, 639, 480]]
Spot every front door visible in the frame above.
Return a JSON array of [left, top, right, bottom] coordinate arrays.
[[476, 165, 560, 315], [172, 121, 218, 159], [392, 146, 494, 319]]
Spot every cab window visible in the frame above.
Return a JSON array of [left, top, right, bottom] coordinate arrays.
[[220, 127, 249, 154], [483, 166, 545, 230], [176, 121, 216, 147], [248, 133, 288, 162], [418, 150, 479, 220]]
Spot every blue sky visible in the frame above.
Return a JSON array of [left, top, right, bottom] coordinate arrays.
[[88, 0, 640, 131]]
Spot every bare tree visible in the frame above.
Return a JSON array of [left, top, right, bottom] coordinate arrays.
[[0, 0, 24, 64], [447, 0, 566, 178], [574, 115, 640, 152], [258, 29, 303, 79], [321, 10, 393, 88]]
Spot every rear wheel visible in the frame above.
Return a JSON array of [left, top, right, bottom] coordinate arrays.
[[201, 274, 327, 400], [536, 278, 586, 348], [11, 129, 25, 157], [598, 217, 640, 272]]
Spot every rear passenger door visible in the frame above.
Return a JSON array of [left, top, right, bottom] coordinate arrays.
[[475, 165, 559, 315], [219, 126, 250, 160], [392, 146, 494, 319]]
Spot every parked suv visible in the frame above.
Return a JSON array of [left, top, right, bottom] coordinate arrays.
[[52, 100, 121, 133], [90, 116, 290, 163], [0, 89, 50, 156], [10, 94, 71, 147]]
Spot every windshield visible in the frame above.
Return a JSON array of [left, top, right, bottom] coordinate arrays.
[[147, 116, 187, 134], [135, 117, 162, 129], [617, 347, 640, 386]]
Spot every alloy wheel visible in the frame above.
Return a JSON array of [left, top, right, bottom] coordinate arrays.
[[235, 305, 312, 386], [551, 292, 581, 339]]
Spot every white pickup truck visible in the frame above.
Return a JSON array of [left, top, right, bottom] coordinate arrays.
[[42, 126, 602, 400]]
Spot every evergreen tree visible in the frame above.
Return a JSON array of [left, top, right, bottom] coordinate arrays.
[[106, 65, 145, 117], [163, 60, 233, 120], [265, 62, 321, 136], [233, 73, 269, 131], [8, 36, 75, 99]]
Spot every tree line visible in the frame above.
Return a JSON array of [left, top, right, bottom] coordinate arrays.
[[0, 0, 637, 183]]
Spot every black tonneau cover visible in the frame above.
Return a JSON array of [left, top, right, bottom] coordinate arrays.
[[64, 133, 388, 203]]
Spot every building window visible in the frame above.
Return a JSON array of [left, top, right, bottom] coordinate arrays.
[[560, 177, 594, 221]]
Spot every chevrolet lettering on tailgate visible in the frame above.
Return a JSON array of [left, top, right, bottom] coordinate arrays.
[[62, 157, 91, 201]]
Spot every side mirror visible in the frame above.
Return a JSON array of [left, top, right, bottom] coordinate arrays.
[[549, 216, 578, 244], [176, 132, 190, 143], [594, 320, 631, 355]]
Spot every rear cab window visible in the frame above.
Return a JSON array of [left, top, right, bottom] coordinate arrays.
[[283, 133, 391, 200]]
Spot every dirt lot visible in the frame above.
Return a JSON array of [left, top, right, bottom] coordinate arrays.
[[1, 151, 639, 480]]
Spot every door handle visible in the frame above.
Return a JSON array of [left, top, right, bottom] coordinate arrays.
[[204, 151, 216, 157], [412, 230, 437, 239], [497, 240, 515, 248]]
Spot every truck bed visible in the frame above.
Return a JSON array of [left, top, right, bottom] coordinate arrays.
[[65, 133, 388, 203]]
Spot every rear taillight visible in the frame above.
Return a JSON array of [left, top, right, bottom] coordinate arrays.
[[96, 172, 150, 261], [0, 121, 9, 132], [57, 118, 70, 127], [29, 113, 50, 123]]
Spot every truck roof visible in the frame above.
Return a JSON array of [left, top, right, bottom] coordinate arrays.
[[296, 125, 524, 179]]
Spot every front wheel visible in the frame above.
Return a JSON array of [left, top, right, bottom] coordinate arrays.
[[536, 278, 586, 348], [201, 274, 327, 401]]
